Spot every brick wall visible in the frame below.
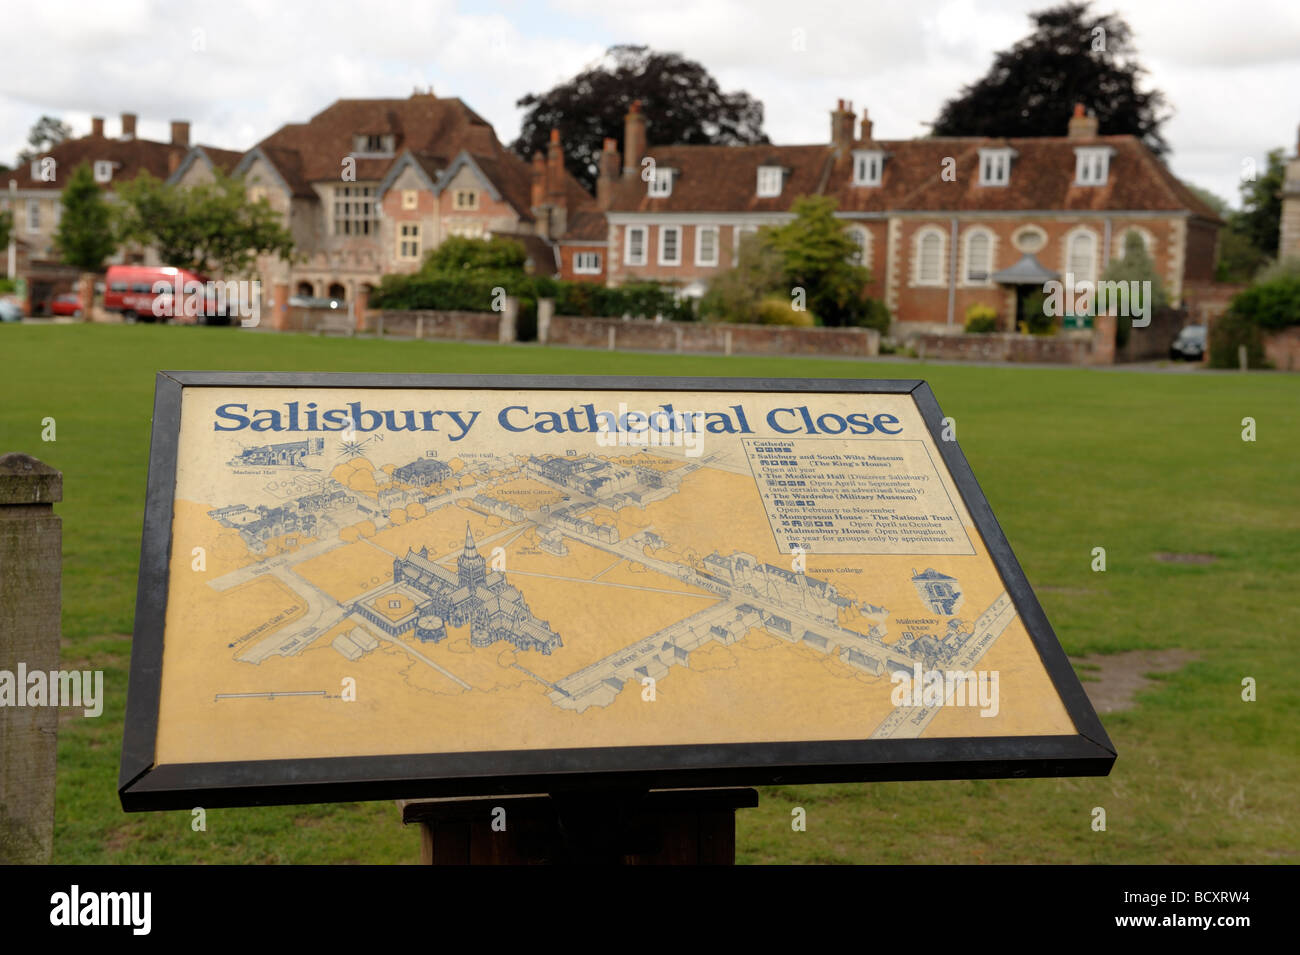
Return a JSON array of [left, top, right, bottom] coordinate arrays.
[[916, 328, 1106, 364], [1264, 326, 1300, 371], [373, 309, 503, 341], [544, 315, 879, 357]]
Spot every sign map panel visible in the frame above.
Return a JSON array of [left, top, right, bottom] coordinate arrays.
[[120, 374, 1114, 809]]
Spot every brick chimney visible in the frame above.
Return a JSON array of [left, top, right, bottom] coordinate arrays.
[[170, 121, 190, 148], [596, 137, 620, 209], [91, 116, 104, 138], [530, 152, 546, 208], [121, 112, 137, 140], [546, 128, 566, 204], [858, 108, 873, 143], [623, 100, 647, 177], [1068, 103, 1099, 139], [831, 99, 855, 152]]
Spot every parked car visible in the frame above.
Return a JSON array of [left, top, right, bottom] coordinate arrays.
[[104, 264, 236, 325], [0, 297, 22, 322], [1169, 325, 1206, 361], [50, 293, 83, 317], [288, 294, 345, 310]]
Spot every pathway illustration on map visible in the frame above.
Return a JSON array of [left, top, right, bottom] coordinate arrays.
[[150, 386, 1081, 767]]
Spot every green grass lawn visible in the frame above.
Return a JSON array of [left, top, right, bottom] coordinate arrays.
[[2, 323, 1297, 864]]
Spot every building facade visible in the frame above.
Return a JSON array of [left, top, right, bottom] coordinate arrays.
[[597, 100, 1223, 330]]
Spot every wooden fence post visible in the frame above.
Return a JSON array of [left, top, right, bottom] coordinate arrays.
[[0, 453, 63, 864]]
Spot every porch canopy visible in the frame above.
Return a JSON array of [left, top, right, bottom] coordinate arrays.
[[992, 254, 1059, 286]]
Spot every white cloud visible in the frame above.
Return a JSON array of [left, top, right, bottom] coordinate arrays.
[[2, 0, 1294, 207]]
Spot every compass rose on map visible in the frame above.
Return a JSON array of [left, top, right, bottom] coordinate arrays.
[[337, 433, 383, 460]]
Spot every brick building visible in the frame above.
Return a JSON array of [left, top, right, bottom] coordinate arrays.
[[167, 91, 595, 317], [598, 100, 1223, 330]]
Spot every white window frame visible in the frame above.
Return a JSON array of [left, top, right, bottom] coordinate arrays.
[[756, 166, 783, 198], [573, 251, 602, 274], [978, 149, 1013, 187], [625, 226, 647, 266], [93, 160, 113, 183], [1012, 225, 1048, 254], [852, 150, 884, 187], [453, 189, 479, 210], [647, 168, 673, 198], [658, 225, 681, 266], [1074, 147, 1112, 186], [26, 199, 40, 232], [913, 226, 947, 287], [397, 222, 421, 261], [1064, 227, 1099, 285], [962, 228, 995, 285], [695, 226, 719, 266], [846, 226, 870, 267]]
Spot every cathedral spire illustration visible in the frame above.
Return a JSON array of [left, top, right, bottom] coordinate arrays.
[[458, 521, 487, 589]]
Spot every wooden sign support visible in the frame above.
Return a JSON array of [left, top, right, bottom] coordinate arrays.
[[400, 788, 758, 865]]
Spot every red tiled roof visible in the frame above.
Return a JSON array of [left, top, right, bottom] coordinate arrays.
[[9, 134, 190, 190], [256, 96, 502, 184], [561, 210, 609, 241], [607, 135, 1222, 222]]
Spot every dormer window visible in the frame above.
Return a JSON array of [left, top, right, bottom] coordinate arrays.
[[852, 150, 884, 187], [648, 168, 673, 198], [756, 166, 783, 197], [1074, 147, 1113, 186], [978, 148, 1013, 186], [352, 134, 395, 156], [93, 160, 113, 183]]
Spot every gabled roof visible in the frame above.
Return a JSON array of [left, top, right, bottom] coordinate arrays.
[[606, 134, 1223, 223], [255, 94, 501, 184], [232, 145, 315, 198], [561, 211, 609, 242], [375, 150, 446, 197], [166, 144, 244, 185]]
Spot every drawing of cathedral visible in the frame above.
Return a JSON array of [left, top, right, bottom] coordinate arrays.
[[384, 523, 563, 655]]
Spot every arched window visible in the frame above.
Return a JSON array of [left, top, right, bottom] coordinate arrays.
[[1066, 229, 1098, 285], [328, 283, 347, 301], [964, 228, 993, 284], [846, 226, 870, 267], [914, 227, 945, 285], [1114, 227, 1155, 262], [296, 281, 314, 297]]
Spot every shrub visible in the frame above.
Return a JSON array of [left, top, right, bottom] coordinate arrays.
[[1252, 256, 1300, 285], [754, 295, 816, 326], [1226, 274, 1300, 332], [1103, 231, 1168, 348], [964, 304, 998, 334], [1208, 311, 1267, 368]]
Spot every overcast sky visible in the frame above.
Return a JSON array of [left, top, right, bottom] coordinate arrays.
[[4, 0, 1297, 207]]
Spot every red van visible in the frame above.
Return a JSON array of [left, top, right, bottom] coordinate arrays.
[[104, 265, 236, 325]]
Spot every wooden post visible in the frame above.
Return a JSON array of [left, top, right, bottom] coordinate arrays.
[[400, 788, 757, 865], [0, 453, 62, 864], [499, 298, 518, 344]]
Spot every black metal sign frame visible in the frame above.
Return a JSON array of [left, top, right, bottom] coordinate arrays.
[[120, 372, 1115, 810]]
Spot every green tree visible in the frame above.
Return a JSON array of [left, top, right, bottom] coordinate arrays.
[[55, 162, 116, 270], [931, 2, 1169, 155], [699, 231, 789, 323], [511, 45, 768, 191], [0, 208, 11, 252], [18, 115, 73, 163], [115, 170, 294, 275], [420, 235, 527, 275], [762, 195, 876, 327], [1234, 149, 1285, 261], [1102, 229, 1168, 348]]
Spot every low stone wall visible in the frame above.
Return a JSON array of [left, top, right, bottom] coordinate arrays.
[[1264, 326, 1300, 371], [543, 315, 879, 358], [372, 309, 504, 342], [917, 329, 1102, 364]]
